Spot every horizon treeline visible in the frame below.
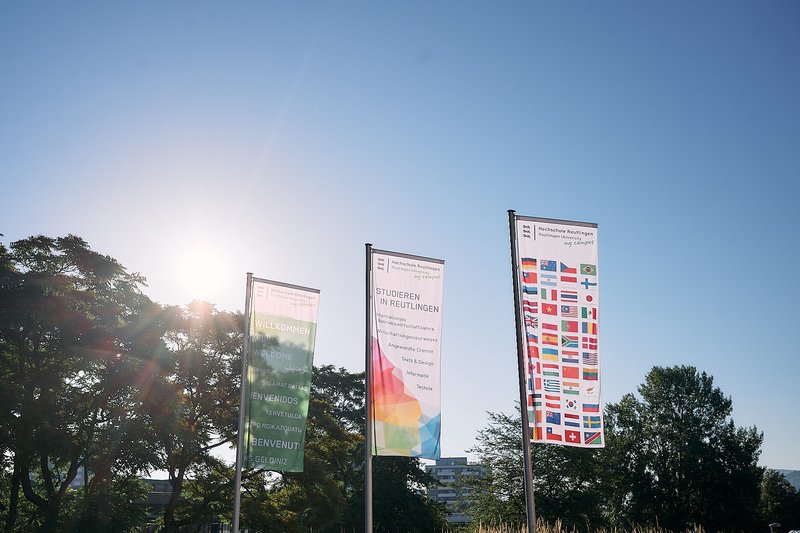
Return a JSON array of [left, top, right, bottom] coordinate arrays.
[[2, 235, 799, 533]]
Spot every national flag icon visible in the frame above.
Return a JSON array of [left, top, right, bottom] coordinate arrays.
[[522, 285, 538, 295], [542, 348, 559, 361], [546, 411, 561, 424], [532, 426, 541, 440], [581, 306, 597, 320], [527, 332, 538, 343], [584, 431, 602, 445], [582, 384, 599, 397], [542, 303, 558, 315], [545, 394, 561, 402], [580, 264, 597, 276], [582, 336, 598, 350], [542, 322, 558, 331], [583, 403, 600, 413], [523, 271, 538, 284], [535, 377, 542, 390], [523, 300, 538, 313], [521, 258, 537, 270], [583, 368, 599, 381], [581, 322, 598, 334], [561, 320, 578, 333], [528, 345, 539, 359], [561, 290, 578, 302], [560, 275, 578, 284], [561, 305, 578, 318], [540, 260, 557, 272], [562, 381, 580, 395], [543, 378, 560, 393], [542, 333, 559, 346], [546, 427, 563, 441], [561, 335, 579, 348], [561, 350, 579, 364], [580, 278, 598, 290], [542, 363, 559, 377], [584, 294, 594, 303], [560, 262, 577, 274], [525, 315, 538, 329], [562, 366, 579, 379], [564, 398, 580, 411], [541, 273, 557, 287], [541, 289, 558, 301], [565, 429, 582, 443], [583, 415, 601, 428], [582, 352, 598, 365], [564, 413, 581, 427]]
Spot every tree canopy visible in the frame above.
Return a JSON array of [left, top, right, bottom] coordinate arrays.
[[463, 366, 768, 532], [0, 235, 163, 531], [604, 365, 764, 531]]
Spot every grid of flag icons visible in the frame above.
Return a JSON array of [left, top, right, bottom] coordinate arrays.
[[520, 257, 603, 447]]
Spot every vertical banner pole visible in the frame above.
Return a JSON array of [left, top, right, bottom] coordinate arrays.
[[508, 210, 537, 533], [232, 272, 253, 533], [364, 243, 374, 532]]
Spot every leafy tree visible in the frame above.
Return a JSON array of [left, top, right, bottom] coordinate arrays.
[[147, 301, 242, 532], [759, 469, 800, 531], [0, 236, 164, 532], [341, 456, 447, 533], [173, 456, 236, 531], [462, 408, 605, 530], [461, 410, 526, 527], [604, 365, 764, 531], [64, 476, 150, 532]]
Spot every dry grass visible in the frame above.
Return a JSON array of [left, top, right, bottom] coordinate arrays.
[[470, 520, 706, 533]]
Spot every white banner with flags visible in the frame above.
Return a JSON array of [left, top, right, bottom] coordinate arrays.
[[515, 216, 604, 447], [369, 249, 444, 459]]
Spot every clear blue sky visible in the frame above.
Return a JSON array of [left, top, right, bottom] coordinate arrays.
[[2, 2, 799, 469]]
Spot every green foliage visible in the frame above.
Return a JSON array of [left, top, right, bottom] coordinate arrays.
[[65, 476, 150, 532], [462, 411, 527, 527], [603, 365, 764, 531], [759, 469, 800, 530], [148, 301, 242, 532], [464, 366, 766, 533], [0, 235, 163, 532], [463, 409, 605, 531]]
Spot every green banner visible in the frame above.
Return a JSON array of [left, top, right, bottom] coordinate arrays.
[[243, 279, 320, 472]]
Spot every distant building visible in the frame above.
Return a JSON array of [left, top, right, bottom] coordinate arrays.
[[142, 478, 173, 511], [425, 457, 482, 524]]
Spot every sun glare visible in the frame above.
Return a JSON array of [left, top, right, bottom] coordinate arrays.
[[173, 245, 231, 304]]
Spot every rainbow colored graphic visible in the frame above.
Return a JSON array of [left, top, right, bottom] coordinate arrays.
[[370, 338, 441, 458]]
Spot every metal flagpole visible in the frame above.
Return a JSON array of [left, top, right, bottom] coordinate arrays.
[[364, 243, 374, 532], [508, 210, 537, 533], [232, 272, 253, 533]]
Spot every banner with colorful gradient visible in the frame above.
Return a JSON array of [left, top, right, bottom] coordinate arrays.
[[243, 278, 320, 471], [514, 216, 604, 448], [370, 250, 444, 459]]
